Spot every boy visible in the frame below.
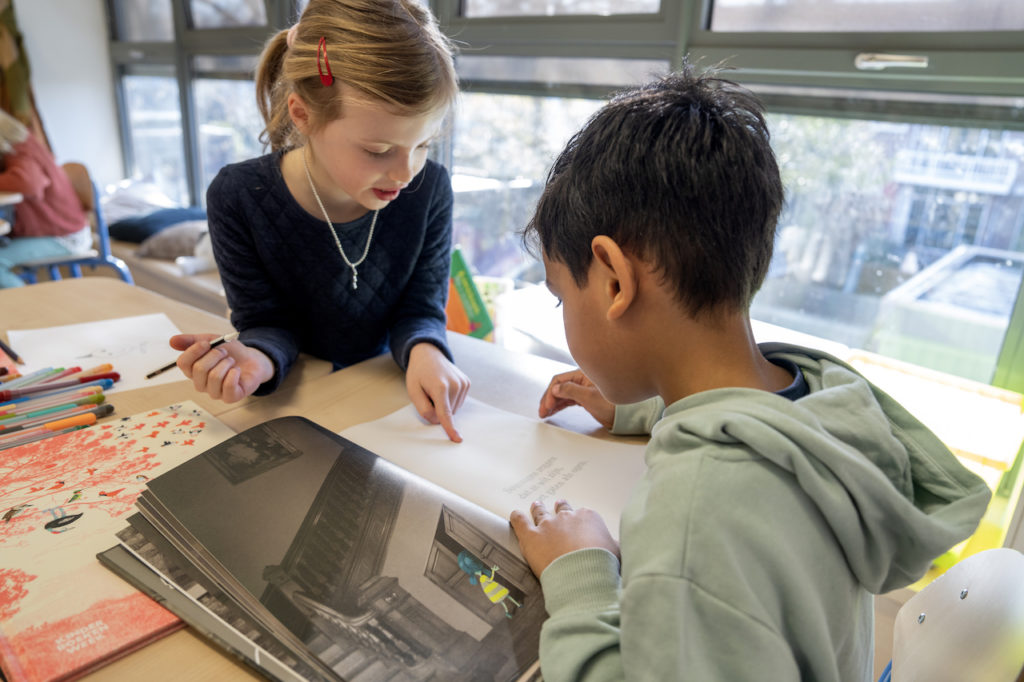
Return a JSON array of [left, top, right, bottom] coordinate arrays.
[[509, 65, 991, 681]]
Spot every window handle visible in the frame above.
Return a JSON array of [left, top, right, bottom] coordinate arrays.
[[854, 53, 929, 70]]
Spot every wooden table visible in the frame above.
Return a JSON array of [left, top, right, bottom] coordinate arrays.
[[2, 277, 602, 681]]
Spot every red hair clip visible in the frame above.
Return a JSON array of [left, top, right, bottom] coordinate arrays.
[[317, 36, 334, 86]]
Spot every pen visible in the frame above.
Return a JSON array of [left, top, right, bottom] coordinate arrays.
[[0, 423, 90, 451], [145, 331, 240, 379], [0, 378, 115, 403], [1, 367, 55, 389], [40, 366, 83, 384], [0, 336, 23, 364], [0, 406, 110, 437], [0, 385, 105, 413], [0, 395, 107, 427], [0, 411, 99, 444]]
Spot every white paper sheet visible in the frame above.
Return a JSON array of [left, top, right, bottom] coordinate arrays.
[[8, 313, 185, 393], [340, 397, 647, 536]]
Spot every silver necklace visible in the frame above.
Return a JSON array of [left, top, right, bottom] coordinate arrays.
[[302, 147, 378, 290]]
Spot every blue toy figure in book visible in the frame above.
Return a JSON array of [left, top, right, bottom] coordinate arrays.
[[457, 550, 521, 618]]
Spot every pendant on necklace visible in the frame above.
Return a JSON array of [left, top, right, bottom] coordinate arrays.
[[350, 267, 358, 290]]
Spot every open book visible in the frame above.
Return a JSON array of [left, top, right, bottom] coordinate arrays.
[[103, 399, 647, 682]]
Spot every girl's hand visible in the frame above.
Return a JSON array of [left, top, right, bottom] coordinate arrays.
[[538, 369, 615, 430], [510, 499, 620, 577], [405, 342, 471, 442], [170, 333, 274, 403]]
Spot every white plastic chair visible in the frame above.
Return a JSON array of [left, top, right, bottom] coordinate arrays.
[[879, 548, 1024, 682]]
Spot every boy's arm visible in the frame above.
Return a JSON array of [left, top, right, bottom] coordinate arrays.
[[540, 557, 802, 681], [537, 548, 625, 681], [610, 396, 665, 436]]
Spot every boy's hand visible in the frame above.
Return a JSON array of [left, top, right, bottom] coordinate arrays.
[[510, 499, 619, 577], [406, 342, 471, 443], [170, 333, 274, 403], [539, 369, 615, 429]]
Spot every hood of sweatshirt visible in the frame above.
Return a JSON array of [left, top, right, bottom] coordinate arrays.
[[652, 342, 992, 594]]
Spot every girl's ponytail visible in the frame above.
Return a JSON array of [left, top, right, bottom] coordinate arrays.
[[255, 30, 293, 151]]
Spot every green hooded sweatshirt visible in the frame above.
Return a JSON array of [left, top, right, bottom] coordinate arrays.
[[537, 342, 992, 681]]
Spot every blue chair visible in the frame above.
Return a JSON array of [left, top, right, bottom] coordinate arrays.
[[15, 162, 133, 284]]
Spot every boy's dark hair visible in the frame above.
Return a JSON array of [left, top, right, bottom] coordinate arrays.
[[522, 63, 783, 316]]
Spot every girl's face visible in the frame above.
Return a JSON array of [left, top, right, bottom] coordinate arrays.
[[297, 87, 447, 214]]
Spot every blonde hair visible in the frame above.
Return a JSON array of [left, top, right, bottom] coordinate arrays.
[[256, 0, 458, 151]]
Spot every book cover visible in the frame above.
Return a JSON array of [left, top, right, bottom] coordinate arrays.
[[99, 519, 314, 682], [445, 248, 494, 340], [129, 416, 545, 682], [0, 401, 236, 682]]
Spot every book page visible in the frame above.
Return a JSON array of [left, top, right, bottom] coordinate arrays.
[[7, 313, 186, 392], [340, 398, 647, 536]]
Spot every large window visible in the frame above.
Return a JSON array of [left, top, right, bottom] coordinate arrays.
[[755, 114, 1024, 384], [121, 70, 188, 204], [710, 0, 1024, 33], [107, 0, 1024, 562]]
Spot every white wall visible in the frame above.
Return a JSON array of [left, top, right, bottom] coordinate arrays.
[[14, 0, 124, 188]]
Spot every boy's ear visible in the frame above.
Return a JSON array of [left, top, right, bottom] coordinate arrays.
[[591, 235, 636, 321], [287, 93, 312, 135]]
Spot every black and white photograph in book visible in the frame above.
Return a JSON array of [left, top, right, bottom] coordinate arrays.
[[136, 416, 546, 682]]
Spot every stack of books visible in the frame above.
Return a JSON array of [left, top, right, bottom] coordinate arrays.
[[101, 416, 547, 682]]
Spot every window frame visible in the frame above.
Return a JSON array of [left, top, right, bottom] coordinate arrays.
[[104, 0, 1024, 396]]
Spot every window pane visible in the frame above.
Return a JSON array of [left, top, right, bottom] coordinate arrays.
[[122, 73, 188, 205], [193, 54, 260, 74], [193, 77, 264, 202], [450, 92, 602, 280], [710, 0, 1024, 32], [111, 0, 173, 41], [189, 0, 267, 28], [464, 0, 659, 17], [457, 56, 669, 88], [296, 0, 427, 14], [754, 114, 1024, 386]]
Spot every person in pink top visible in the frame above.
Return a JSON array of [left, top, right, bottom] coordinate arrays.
[[0, 110, 90, 287]]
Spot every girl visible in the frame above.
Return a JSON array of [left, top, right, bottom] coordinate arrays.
[[170, 0, 470, 441], [0, 110, 92, 288]]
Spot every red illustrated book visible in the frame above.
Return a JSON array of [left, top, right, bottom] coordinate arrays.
[[0, 401, 235, 682]]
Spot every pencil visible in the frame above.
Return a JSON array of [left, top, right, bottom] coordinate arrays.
[[145, 331, 239, 379], [0, 336, 23, 364]]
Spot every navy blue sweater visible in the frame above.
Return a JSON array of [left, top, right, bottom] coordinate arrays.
[[206, 151, 453, 395]]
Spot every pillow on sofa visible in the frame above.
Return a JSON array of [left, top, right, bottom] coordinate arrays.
[[109, 206, 207, 243], [137, 220, 208, 260]]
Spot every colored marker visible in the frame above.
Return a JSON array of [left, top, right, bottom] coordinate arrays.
[[0, 424, 90, 451], [0, 378, 115, 403], [0, 337, 22, 364], [71, 363, 113, 378], [0, 394, 107, 427], [0, 411, 99, 443], [0, 372, 22, 384], [40, 366, 83, 384], [0, 404, 112, 435], [0, 367, 56, 389], [0, 386, 105, 413], [146, 331, 239, 379]]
